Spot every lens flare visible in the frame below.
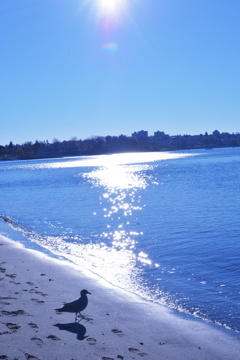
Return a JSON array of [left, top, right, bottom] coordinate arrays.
[[102, 42, 118, 52]]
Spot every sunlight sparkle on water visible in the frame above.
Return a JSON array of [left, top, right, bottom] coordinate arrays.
[[79, 153, 196, 262], [85, 164, 148, 190], [82, 160, 157, 266], [9, 151, 197, 306], [13, 152, 195, 170]]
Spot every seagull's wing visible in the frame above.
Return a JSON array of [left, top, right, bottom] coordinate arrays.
[[60, 298, 80, 313]]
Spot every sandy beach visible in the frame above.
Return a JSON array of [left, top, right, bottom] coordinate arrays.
[[0, 235, 239, 360]]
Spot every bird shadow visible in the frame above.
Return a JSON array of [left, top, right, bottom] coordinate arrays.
[[54, 322, 88, 341]]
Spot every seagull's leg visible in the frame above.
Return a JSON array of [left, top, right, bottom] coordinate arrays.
[[75, 312, 82, 323], [80, 313, 92, 322]]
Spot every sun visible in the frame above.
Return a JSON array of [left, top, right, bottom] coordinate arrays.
[[98, 0, 126, 16]]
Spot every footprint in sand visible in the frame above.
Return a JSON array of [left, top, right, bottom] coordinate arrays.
[[29, 289, 37, 294], [87, 338, 97, 345], [31, 298, 45, 304], [1, 310, 27, 316], [31, 337, 43, 347], [46, 335, 60, 341], [102, 357, 114, 360], [128, 348, 139, 353], [128, 348, 148, 357], [6, 273, 16, 279], [28, 322, 39, 329], [0, 300, 10, 306], [5, 323, 21, 332], [35, 291, 47, 297], [1, 297, 17, 300], [111, 329, 123, 336], [0, 356, 8, 359], [25, 353, 40, 360], [29, 289, 47, 297], [0, 267, 6, 273], [26, 282, 35, 286]]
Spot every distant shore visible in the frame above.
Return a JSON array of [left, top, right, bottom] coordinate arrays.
[[0, 234, 240, 360], [1, 131, 240, 162]]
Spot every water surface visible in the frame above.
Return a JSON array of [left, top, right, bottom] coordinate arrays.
[[0, 148, 240, 331]]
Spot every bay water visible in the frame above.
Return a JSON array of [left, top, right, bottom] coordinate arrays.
[[0, 148, 239, 332]]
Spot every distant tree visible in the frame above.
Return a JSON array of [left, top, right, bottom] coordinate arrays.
[[22, 142, 33, 157], [52, 139, 61, 155], [15, 146, 25, 159], [33, 140, 44, 156], [212, 130, 220, 137], [2, 128, 240, 162], [0, 145, 5, 155]]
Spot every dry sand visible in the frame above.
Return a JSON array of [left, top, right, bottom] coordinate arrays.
[[0, 234, 239, 360]]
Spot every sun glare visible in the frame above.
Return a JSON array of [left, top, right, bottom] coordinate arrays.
[[98, 0, 126, 16]]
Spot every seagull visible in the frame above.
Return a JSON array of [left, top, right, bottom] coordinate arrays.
[[55, 289, 91, 322]]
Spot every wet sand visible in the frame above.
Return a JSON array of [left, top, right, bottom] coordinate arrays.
[[0, 234, 239, 360]]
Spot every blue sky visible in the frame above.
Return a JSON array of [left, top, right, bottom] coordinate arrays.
[[0, 0, 239, 145]]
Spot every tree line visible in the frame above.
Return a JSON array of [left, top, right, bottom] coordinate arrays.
[[1, 130, 240, 161]]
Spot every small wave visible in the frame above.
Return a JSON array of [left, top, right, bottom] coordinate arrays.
[[0, 215, 37, 239], [0, 215, 19, 227]]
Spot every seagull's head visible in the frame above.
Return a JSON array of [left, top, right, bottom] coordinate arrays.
[[81, 289, 91, 296]]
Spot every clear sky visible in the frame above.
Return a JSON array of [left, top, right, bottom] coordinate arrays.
[[0, 0, 239, 145]]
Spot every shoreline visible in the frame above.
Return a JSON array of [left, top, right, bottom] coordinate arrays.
[[0, 234, 240, 360], [1, 216, 239, 335]]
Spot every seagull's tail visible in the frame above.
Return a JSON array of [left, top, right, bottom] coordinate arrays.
[[55, 308, 63, 313]]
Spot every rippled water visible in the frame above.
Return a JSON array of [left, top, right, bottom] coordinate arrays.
[[0, 148, 240, 331]]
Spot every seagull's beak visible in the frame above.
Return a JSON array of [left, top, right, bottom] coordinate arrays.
[[87, 291, 91, 295]]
